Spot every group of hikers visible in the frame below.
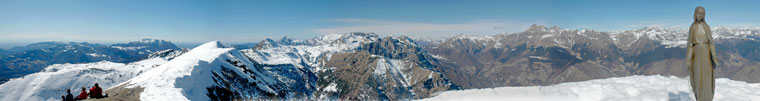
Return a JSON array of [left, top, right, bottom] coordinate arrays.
[[61, 83, 108, 101]]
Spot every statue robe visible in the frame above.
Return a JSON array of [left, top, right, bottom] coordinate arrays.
[[687, 17, 719, 101]]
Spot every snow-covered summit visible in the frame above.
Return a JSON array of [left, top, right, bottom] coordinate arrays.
[[254, 32, 380, 50], [116, 41, 297, 100], [611, 26, 688, 48], [118, 41, 235, 100], [246, 32, 381, 67], [111, 38, 180, 52]]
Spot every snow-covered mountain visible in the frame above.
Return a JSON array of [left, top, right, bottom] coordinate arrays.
[[0, 58, 168, 101], [242, 32, 458, 99], [0, 39, 181, 84], [424, 75, 760, 101], [419, 24, 760, 88], [107, 41, 293, 100], [110, 39, 180, 53], [84, 32, 457, 100]]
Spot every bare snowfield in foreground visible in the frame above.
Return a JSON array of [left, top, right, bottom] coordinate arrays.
[[425, 75, 760, 101]]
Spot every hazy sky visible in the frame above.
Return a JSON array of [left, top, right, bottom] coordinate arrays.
[[1, 0, 758, 44]]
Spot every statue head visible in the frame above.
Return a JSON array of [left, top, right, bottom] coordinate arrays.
[[694, 6, 706, 22]]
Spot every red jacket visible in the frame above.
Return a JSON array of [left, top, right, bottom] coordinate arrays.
[[77, 90, 88, 99], [89, 86, 103, 98]]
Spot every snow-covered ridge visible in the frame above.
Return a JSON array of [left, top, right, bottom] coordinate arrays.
[[244, 32, 381, 71], [0, 58, 168, 101], [425, 75, 760, 101], [117, 40, 305, 100], [453, 34, 496, 41], [119, 41, 239, 100], [450, 24, 760, 48], [611, 26, 688, 48], [611, 26, 760, 48], [133, 38, 172, 44]]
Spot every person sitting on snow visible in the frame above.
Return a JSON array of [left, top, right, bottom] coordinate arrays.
[[76, 87, 88, 100], [64, 89, 74, 101], [89, 83, 108, 98]]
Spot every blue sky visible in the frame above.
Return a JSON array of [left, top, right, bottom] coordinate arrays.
[[1, 0, 758, 46]]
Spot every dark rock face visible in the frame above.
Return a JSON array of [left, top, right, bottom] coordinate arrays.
[[0, 39, 180, 84], [313, 34, 459, 100], [318, 51, 457, 100], [146, 48, 188, 60], [422, 25, 630, 88], [420, 25, 760, 88]]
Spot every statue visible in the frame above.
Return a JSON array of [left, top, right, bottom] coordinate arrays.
[[686, 6, 719, 101]]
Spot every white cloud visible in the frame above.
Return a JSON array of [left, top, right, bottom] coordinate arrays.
[[312, 18, 539, 38]]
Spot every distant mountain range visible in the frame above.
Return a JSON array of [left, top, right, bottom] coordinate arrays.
[[0, 39, 181, 83], [419, 24, 760, 88], [1, 24, 760, 100]]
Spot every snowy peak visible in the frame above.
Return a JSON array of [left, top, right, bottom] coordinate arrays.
[[134, 38, 172, 45], [178, 41, 232, 62], [525, 24, 567, 33], [329, 32, 380, 45], [115, 41, 299, 100], [254, 32, 381, 50], [711, 26, 760, 39], [118, 41, 235, 100], [612, 25, 760, 48], [111, 38, 180, 51], [254, 37, 309, 49], [146, 48, 188, 60]]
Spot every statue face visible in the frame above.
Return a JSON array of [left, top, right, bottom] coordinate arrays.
[[695, 7, 706, 21]]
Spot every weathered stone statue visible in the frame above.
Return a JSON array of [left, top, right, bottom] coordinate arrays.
[[686, 6, 719, 101]]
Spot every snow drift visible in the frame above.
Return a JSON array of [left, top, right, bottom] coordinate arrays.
[[424, 75, 760, 101]]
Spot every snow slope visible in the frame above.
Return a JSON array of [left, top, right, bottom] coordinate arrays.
[[117, 41, 288, 100], [0, 58, 167, 101], [119, 41, 232, 100], [424, 75, 760, 101]]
